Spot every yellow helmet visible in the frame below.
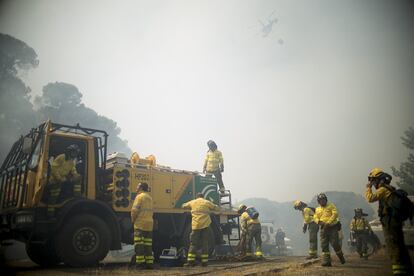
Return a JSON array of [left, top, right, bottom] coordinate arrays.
[[238, 204, 247, 213], [293, 200, 302, 208], [368, 168, 383, 180]]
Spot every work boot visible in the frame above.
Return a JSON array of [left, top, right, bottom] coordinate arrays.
[[337, 253, 346, 264], [145, 263, 154, 269], [321, 261, 332, 267], [184, 261, 196, 267], [201, 262, 208, 267], [134, 264, 146, 270]]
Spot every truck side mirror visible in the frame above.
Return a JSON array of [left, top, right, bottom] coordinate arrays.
[[22, 137, 33, 154]]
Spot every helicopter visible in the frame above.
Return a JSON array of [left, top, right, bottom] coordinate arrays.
[[258, 11, 278, 38]]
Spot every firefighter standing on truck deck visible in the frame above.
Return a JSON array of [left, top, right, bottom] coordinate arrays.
[[239, 205, 263, 258], [182, 193, 220, 267], [313, 193, 346, 266], [294, 200, 319, 259], [131, 182, 154, 270], [350, 208, 371, 260], [203, 140, 225, 193], [365, 168, 413, 275], [47, 144, 81, 216]]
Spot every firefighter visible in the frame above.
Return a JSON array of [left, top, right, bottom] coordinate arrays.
[[237, 204, 248, 254], [131, 182, 154, 269], [350, 208, 371, 260], [182, 193, 220, 266], [294, 200, 319, 259], [240, 205, 263, 258], [365, 168, 412, 275], [47, 144, 81, 216], [203, 140, 225, 193], [313, 193, 345, 266]]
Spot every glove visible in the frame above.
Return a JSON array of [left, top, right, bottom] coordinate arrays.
[[303, 224, 307, 233]]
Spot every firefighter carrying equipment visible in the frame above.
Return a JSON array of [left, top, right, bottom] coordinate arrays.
[[240, 210, 260, 233], [131, 191, 154, 231], [182, 197, 220, 230], [314, 202, 339, 226], [246, 206, 259, 219]]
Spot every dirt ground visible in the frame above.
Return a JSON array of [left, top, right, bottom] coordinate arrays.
[[2, 249, 414, 276]]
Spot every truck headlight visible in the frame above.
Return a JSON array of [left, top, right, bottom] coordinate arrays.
[[15, 214, 34, 224]]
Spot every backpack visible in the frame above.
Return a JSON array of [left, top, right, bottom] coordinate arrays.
[[246, 206, 259, 219], [385, 187, 414, 221]]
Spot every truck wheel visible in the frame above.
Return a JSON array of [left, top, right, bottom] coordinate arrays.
[[55, 214, 110, 267], [26, 239, 61, 266]]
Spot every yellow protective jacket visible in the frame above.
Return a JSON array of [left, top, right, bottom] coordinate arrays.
[[204, 150, 223, 172], [314, 202, 339, 226], [49, 154, 79, 183], [302, 207, 315, 224], [365, 185, 393, 217], [182, 198, 220, 230], [350, 217, 371, 231], [131, 192, 154, 231], [240, 211, 260, 232]]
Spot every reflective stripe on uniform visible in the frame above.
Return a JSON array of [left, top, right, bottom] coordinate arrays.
[[201, 254, 208, 262], [255, 251, 263, 257], [136, 255, 145, 263], [322, 252, 330, 256], [145, 255, 154, 264], [187, 253, 196, 261]]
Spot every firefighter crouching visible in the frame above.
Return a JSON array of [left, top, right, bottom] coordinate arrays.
[[294, 200, 319, 259], [182, 193, 220, 267], [239, 205, 263, 258], [350, 208, 371, 260], [365, 168, 413, 275], [314, 193, 346, 266], [47, 144, 82, 216], [131, 182, 154, 269]]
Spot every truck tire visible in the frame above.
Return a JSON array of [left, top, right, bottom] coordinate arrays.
[[55, 214, 110, 267], [26, 239, 61, 267]]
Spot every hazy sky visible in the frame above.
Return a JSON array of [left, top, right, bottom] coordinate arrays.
[[1, 0, 413, 202]]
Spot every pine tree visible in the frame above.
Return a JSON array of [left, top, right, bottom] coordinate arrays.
[[392, 127, 414, 194]]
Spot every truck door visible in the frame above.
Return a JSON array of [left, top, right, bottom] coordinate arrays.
[[151, 171, 172, 209]]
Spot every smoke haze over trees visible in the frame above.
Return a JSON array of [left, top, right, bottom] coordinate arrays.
[[0, 33, 131, 162], [392, 127, 414, 194]]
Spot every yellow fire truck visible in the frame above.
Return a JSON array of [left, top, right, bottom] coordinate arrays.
[[0, 121, 239, 267]]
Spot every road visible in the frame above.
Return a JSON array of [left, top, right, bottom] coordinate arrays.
[[2, 249, 414, 275]]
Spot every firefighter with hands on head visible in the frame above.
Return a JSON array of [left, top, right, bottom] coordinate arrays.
[[239, 204, 263, 258], [294, 200, 319, 259], [182, 193, 220, 267], [350, 208, 372, 260], [203, 140, 225, 194], [313, 193, 346, 266], [365, 168, 413, 275], [131, 182, 154, 270], [47, 144, 82, 216]]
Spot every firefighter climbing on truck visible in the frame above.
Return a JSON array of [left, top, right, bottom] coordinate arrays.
[[203, 140, 225, 194]]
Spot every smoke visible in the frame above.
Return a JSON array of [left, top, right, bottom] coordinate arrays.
[[0, 33, 131, 163]]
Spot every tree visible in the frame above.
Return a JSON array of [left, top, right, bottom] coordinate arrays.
[[0, 33, 39, 162], [392, 127, 414, 194], [35, 82, 131, 155]]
